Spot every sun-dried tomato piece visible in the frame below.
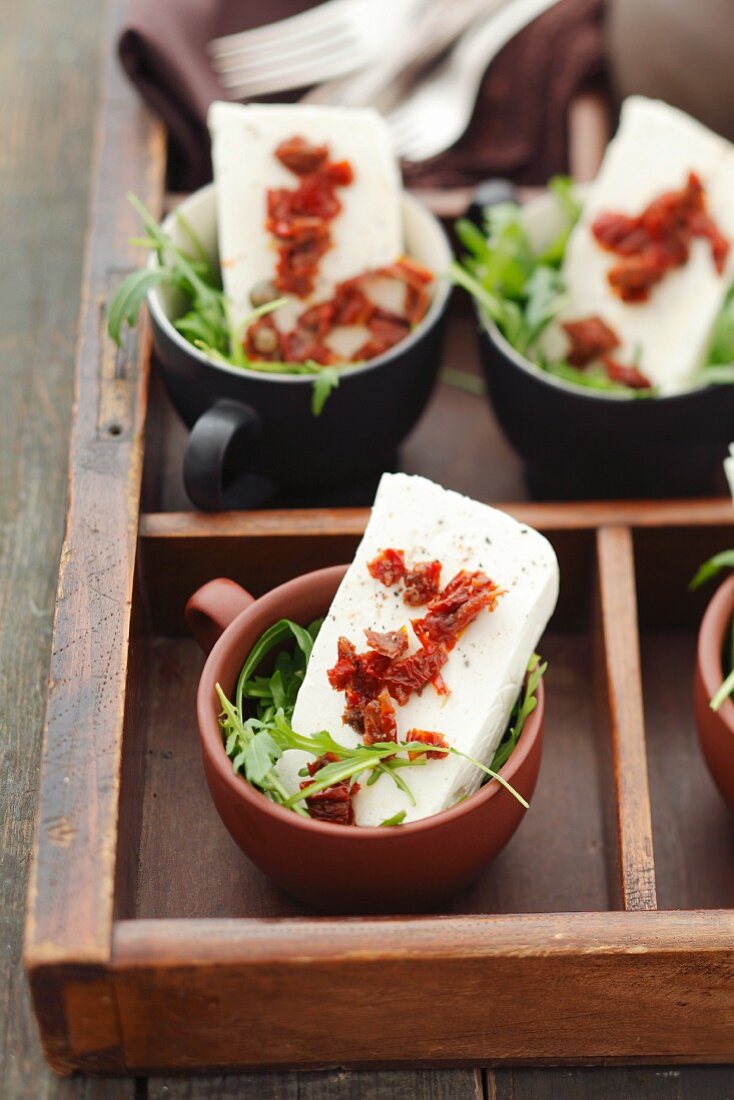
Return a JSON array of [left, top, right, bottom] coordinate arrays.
[[364, 627, 409, 659], [265, 137, 353, 299], [368, 548, 406, 587], [393, 256, 435, 284], [606, 252, 666, 302], [382, 644, 448, 706], [333, 283, 374, 326], [403, 560, 442, 607], [591, 171, 728, 302], [306, 751, 341, 777], [325, 160, 354, 186], [275, 136, 329, 176], [690, 210, 730, 273], [362, 689, 398, 746], [562, 316, 620, 368], [592, 211, 643, 254], [601, 355, 652, 390], [342, 699, 366, 734], [327, 637, 357, 691], [353, 315, 411, 361], [405, 728, 449, 760], [302, 779, 360, 825], [413, 570, 503, 651]]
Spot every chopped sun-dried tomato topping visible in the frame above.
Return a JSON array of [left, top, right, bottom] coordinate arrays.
[[249, 137, 436, 366], [302, 778, 360, 824], [266, 137, 351, 299], [601, 355, 652, 390], [364, 627, 409, 660], [275, 136, 329, 176], [591, 171, 729, 302], [405, 729, 450, 761], [413, 570, 504, 651], [362, 689, 398, 746], [562, 314, 652, 388], [368, 548, 406, 587], [382, 644, 449, 706], [562, 316, 620, 368], [403, 560, 442, 607]]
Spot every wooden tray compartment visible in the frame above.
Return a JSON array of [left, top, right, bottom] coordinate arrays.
[[23, 0, 734, 1075], [125, 515, 606, 922]]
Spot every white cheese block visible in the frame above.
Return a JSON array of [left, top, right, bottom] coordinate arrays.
[[542, 97, 734, 395], [208, 101, 403, 330], [276, 474, 559, 826]]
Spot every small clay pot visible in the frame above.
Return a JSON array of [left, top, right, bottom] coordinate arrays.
[[695, 573, 734, 809], [186, 566, 544, 913]]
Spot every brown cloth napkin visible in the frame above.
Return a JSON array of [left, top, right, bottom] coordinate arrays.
[[119, 0, 605, 193]]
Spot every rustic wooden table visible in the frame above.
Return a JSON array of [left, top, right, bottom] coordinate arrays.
[[3, 0, 734, 1096]]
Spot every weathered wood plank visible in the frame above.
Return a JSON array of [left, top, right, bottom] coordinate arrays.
[[23, 0, 164, 986], [108, 912, 734, 1071], [493, 1066, 734, 1098], [148, 1078, 296, 1099], [0, 0, 139, 1093], [149, 1070, 482, 1099], [595, 526, 657, 910]]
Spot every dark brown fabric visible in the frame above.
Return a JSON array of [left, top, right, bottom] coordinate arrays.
[[118, 0, 606, 192]]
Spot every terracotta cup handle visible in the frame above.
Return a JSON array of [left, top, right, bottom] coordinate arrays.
[[185, 578, 255, 655]]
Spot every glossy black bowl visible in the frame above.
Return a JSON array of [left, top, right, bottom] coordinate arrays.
[[475, 188, 734, 499], [147, 185, 452, 510]]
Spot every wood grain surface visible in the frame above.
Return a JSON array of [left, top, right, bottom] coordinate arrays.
[[6, 0, 734, 1094]]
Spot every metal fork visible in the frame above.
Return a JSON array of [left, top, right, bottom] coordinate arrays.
[[210, 0, 427, 101], [388, 0, 562, 162], [302, 0, 500, 109]]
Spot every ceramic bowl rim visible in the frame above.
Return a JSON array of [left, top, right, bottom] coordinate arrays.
[[477, 188, 724, 405], [196, 564, 543, 840], [147, 183, 453, 386]]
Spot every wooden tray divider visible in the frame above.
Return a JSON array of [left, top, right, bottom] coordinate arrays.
[[594, 525, 657, 911]]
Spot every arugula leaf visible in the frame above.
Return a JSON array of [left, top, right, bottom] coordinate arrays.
[[220, 619, 542, 819], [690, 550, 734, 590], [107, 193, 345, 417], [311, 367, 340, 416], [518, 267, 568, 353], [707, 284, 734, 367], [379, 810, 407, 827], [107, 268, 172, 346], [490, 655, 546, 772], [452, 179, 657, 397]]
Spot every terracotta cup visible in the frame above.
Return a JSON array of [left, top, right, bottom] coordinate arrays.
[[186, 566, 544, 913], [695, 574, 734, 809]]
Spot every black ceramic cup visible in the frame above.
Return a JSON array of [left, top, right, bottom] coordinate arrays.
[[475, 185, 734, 499], [147, 185, 452, 510]]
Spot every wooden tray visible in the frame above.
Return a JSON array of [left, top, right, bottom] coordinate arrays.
[[24, 0, 734, 1076]]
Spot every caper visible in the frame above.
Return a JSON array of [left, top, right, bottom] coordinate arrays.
[[251, 326, 279, 356], [249, 279, 279, 308]]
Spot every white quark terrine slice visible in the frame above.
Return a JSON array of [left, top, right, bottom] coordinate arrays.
[[275, 474, 559, 826], [542, 96, 734, 395], [208, 101, 403, 330]]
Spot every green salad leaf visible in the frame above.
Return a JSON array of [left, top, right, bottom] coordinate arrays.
[[217, 617, 546, 823], [452, 176, 734, 398], [107, 193, 345, 414]]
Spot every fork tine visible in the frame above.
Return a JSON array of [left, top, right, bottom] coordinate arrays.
[[209, 3, 346, 60], [218, 42, 364, 97], [214, 26, 358, 79]]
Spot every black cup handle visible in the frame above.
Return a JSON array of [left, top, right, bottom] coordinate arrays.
[[183, 399, 277, 511], [467, 178, 520, 227]]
